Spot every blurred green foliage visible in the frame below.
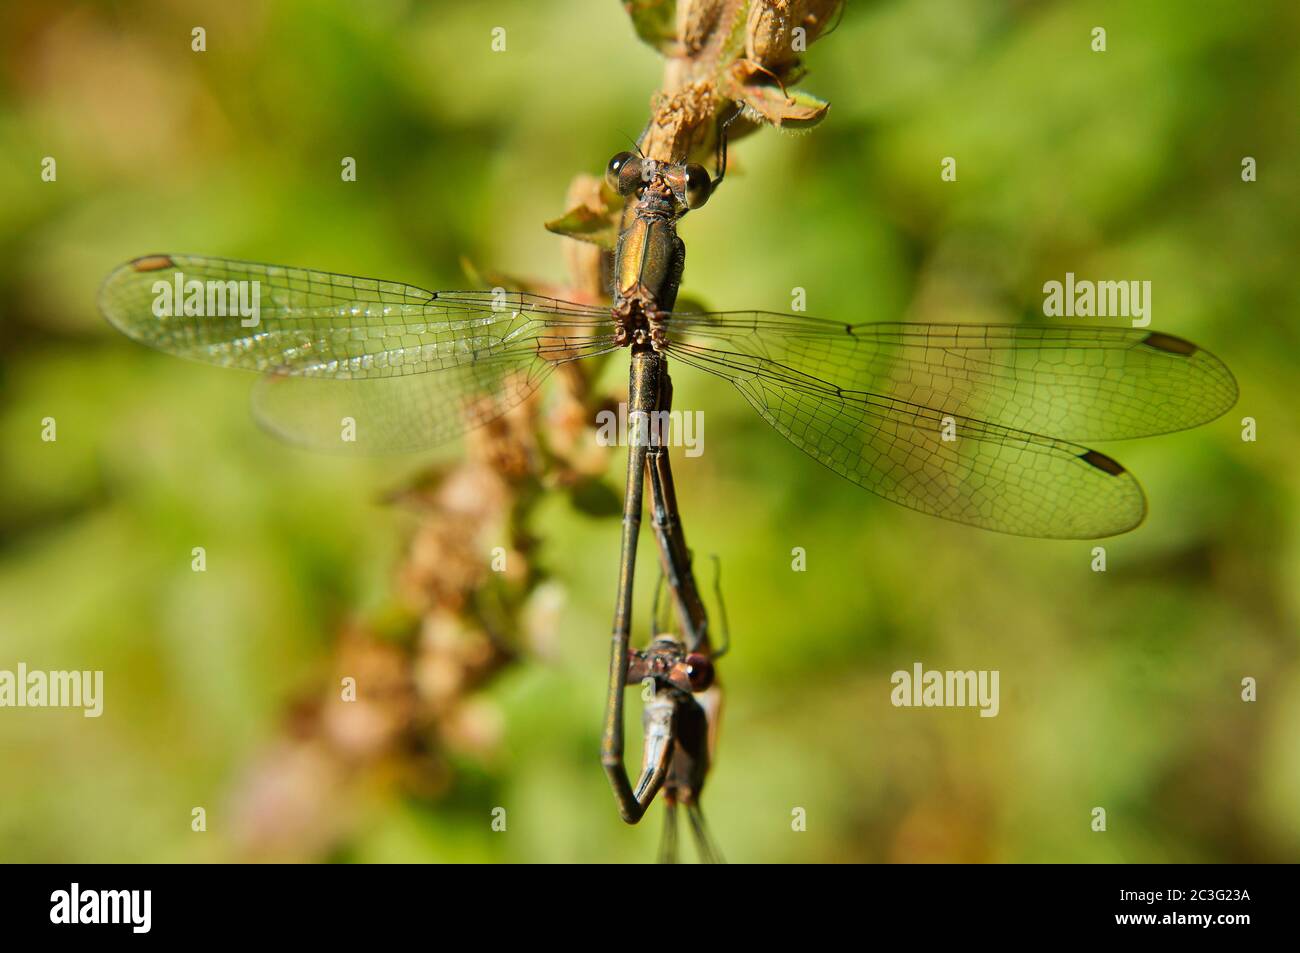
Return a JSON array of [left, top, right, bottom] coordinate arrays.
[[1, 0, 1297, 863]]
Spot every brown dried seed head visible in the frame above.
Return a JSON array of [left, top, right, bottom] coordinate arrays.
[[747, 0, 843, 70]]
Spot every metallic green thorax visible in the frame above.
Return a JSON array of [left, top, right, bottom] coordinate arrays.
[[612, 169, 687, 346]]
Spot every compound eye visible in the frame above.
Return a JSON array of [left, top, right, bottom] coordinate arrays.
[[684, 653, 714, 692], [606, 151, 643, 196], [683, 163, 712, 209]]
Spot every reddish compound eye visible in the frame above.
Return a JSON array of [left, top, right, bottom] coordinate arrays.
[[684, 653, 714, 692]]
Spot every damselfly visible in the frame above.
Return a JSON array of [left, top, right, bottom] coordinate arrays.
[[98, 114, 1237, 854]]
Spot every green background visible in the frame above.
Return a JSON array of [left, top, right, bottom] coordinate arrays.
[[1, 0, 1296, 862]]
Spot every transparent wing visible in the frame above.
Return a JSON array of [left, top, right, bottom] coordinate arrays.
[[251, 334, 616, 453], [98, 254, 617, 451], [660, 313, 1237, 441], [664, 340, 1148, 539]]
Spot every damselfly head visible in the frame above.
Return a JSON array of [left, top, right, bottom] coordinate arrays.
[[606, 152, 713, 212], [634, 635, 714, 694]]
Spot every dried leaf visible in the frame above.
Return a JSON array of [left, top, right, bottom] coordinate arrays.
[[544, 184, 624, 251], [747, 0, 845, 69], [725, 70, 829, 129]]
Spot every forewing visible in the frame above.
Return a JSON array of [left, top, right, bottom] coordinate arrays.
[[98, 254, 616, 451]]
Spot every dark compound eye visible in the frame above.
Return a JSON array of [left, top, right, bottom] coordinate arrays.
[[683, 163, 712, 209], [606, 151, 644, 196], [684, 653, 714, 692]]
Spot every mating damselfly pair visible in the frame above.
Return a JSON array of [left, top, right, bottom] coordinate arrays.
[[98, 108, 1237, 863]]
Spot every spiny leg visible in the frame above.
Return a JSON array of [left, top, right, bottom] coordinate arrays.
[[686, 801, 725, 864], [709, 101, 745, 196], [651, 564, 672, 636], [708, 554, 731, 659]]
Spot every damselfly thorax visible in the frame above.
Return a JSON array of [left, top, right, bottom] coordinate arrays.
[[608, 153, 715, 350]]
